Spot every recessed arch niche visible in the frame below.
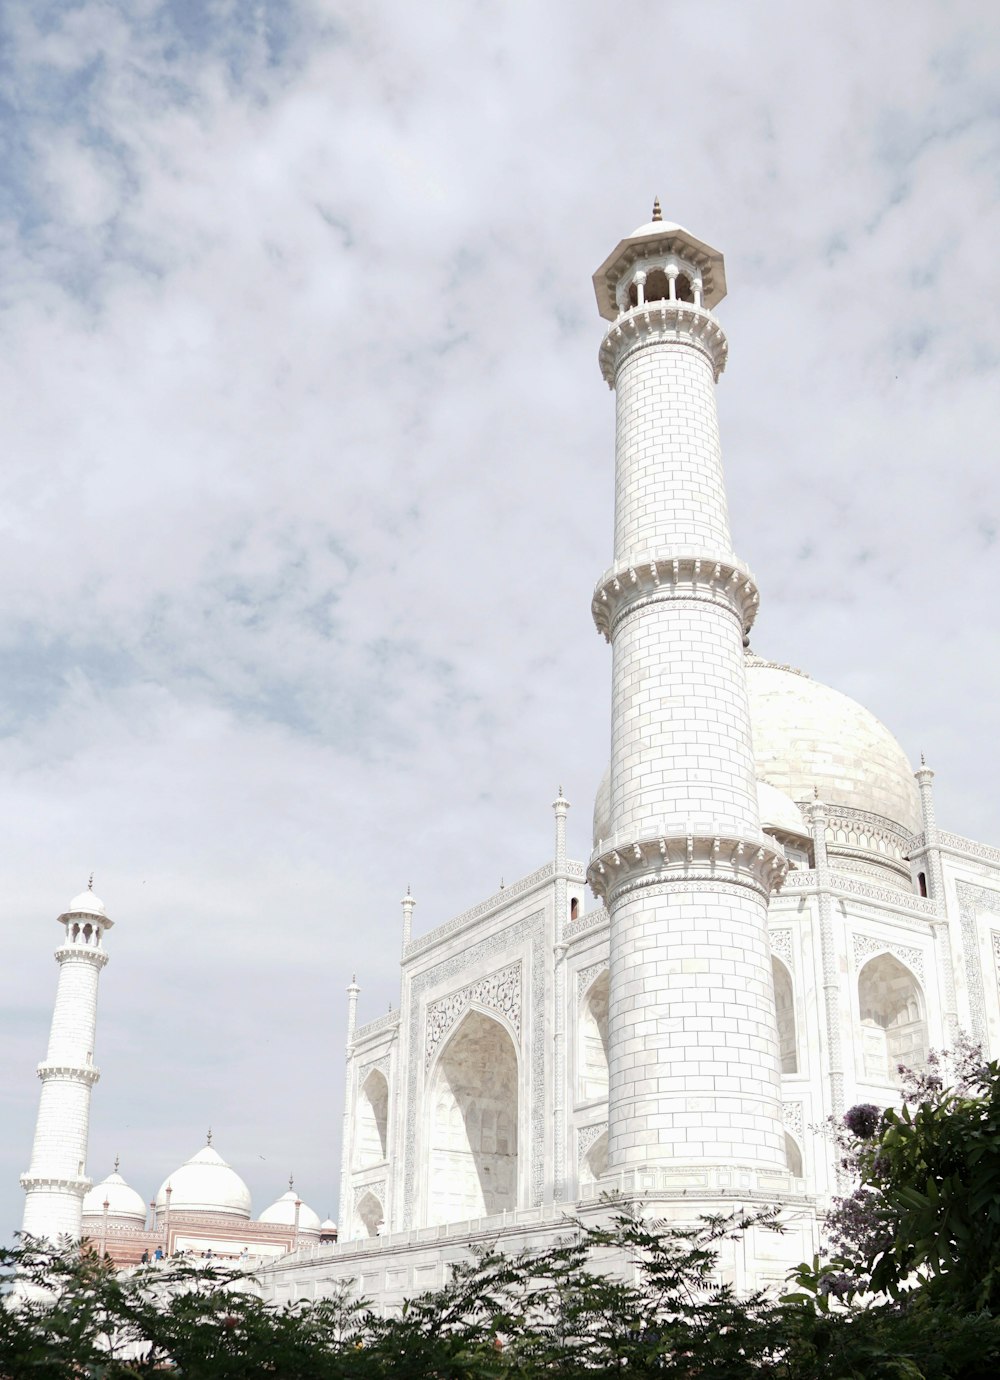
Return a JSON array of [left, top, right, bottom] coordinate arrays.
[[858, 953, 927, 1084], [579, 1129, 608, 1188], [784, 1132, 803, 1178], [355, 1191, 383, 1238], [426, 1009, 519, 1225], [579, 971, 609, 1101], [772, 957, 797, 1074], [357, 1069, 389, 1167]]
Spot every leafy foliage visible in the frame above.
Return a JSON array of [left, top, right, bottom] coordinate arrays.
[[820, 1041, 1000, 1313], [5, 1198, 1000, 1378]]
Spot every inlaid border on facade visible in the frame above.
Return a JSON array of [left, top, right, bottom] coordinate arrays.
[[851, 934, 925, 984], [424, 963, 521, 1070], [577, 1121, 608, 1161], [956, 881, 1000, 1041]]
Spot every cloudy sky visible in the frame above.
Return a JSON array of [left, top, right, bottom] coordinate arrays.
[[2, 0, 999, 1239]]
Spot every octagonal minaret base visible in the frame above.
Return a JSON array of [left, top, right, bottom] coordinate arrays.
[[589, 210, 789, 1185], [20, 888, 113, 1243]]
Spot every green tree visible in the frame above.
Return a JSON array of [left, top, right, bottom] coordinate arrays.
[[821, 1043, 1000, 1313]]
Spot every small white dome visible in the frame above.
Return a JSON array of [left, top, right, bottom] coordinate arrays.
[[65, 890, 106, 918], [627, 217, 685, 239], [756, 780, 809, 841], [155, 1141, 252, 1219], [319, 1218, 337, 1232], [258, 1187, 321, 1233], [82, 1168, 147, 1225]]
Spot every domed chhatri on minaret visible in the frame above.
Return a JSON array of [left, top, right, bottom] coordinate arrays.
[[20, 883, 113, 1242]]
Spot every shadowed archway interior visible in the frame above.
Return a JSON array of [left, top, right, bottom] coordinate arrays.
[[427, 1010, 518, 1224]]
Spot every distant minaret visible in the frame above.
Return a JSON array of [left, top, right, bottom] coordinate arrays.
[[589, 205, 789, 1184], [20, 885, 113, 1240]]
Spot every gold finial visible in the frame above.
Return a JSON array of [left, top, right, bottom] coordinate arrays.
[[651, 196, 663, 223]]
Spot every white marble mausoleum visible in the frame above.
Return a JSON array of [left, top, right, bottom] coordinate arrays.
[[20, 201, 1000, 1309]]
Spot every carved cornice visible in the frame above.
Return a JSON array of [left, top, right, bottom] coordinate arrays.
[[55, 946, 109, 969], [37, 1062, 100, 1085], [598, 301, 728, 385], [588, 831, 786, 905], [404, 862, 576, 960], [780, 869, 936, 917], [565, 905, 609, 940], [591, 552, 758, 642], [20, 1173, 90, 1194], [937, 832, 1000, 869], [353, 1010, 401, 1043]]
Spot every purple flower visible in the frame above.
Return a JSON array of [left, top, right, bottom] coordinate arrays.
[[843, 1104, 881, 1140]]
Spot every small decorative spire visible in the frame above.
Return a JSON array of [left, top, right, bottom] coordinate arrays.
[[88, 873, 94, 891], [651, 196, 662, 223], [206, 1126, 213, 1146], [114, 1154, 120, 1173], [499, 876, 505, 889], [288, 1173, 294, 1191], [920, 752, 926, 766]]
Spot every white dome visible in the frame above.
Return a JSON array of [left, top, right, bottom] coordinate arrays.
[[592, 656, 921, 847], [82, 1168, 147, 1225], [64, 889, 106, 918], [319, 1218, 337, 1232], [627, 217, 685, 239], [746, 657, 920, 834], [258, 1187, 321, 1233], [756, 781, 809, 841], [155, 1142, 252, 1219]]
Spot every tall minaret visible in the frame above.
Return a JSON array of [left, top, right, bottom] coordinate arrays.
[[20, 885, 113, 1240], [589, 204, 789, 1186]]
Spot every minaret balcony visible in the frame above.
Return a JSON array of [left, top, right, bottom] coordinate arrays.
[[591, 551, 759, 642], [36, 1061, 101, 1085], [588, 829, 787, 905], [599, 299, 728, 386]]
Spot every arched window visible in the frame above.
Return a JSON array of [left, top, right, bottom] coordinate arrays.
[[427, 1010, 518, 1225], [858, 954, 927, 1084], [355, 1191, 383, 1239], [579, 1129, 608, 1187], [579, 971, 609, 1101], [357, 1070, 389, 1166], [784, 1132, 803, 1178], [675, 272, 694, 303], [644, 268, 670, 302], [772, 957, 797, 1075]]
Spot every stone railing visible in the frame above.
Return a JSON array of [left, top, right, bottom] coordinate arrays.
[[404, 861, 582, 959], [780, 869, 936, 917], [353, 1009, 401, 1043], [936, 831, 1000, 869]]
